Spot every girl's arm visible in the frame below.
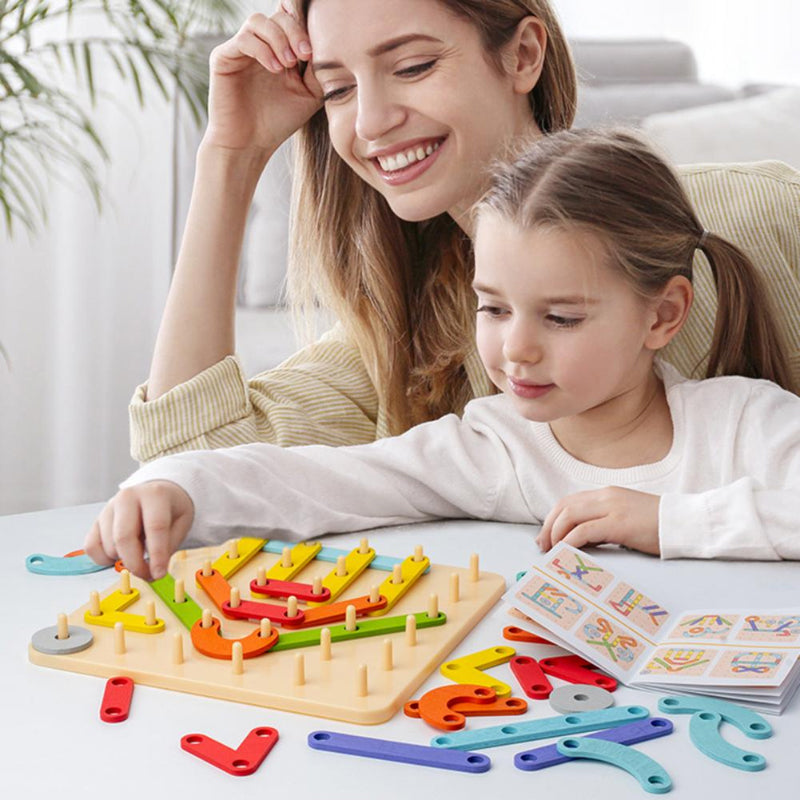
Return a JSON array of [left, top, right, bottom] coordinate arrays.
[[91, 405, 528, 579]]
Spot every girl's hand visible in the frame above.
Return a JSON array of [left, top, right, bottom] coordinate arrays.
[[84, 482, 195, 581], [536, 487, 661, 556], [203, 5, 323, 157]]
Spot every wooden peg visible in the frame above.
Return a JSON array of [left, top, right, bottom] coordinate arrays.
[[174, 578, 185, 604], [201, 608, 213, 629], [294, 653, 305, 686], [405, 614, 417, 647], [345, 604, 357, 632], [281, 547, 292, 568], [428, 593, 439, 619], [259, 619, 272, 638], [356, 664, 368, 697], [336, 555, 347, 577], [228, 538, 239, 560], [382, 639, 393, 671], [469, 552, 480, 582], [172, 633, 184, 665], [312, 576, 323, 596], [202, 559, 213, 577], [369, 585, 380, 603], [232, 641, 244, 675], [256, 566, 267, 587], [229, 586, 241, 609], [450, 572, 460, 603], [145, 600, 157, 626], [287, 596, 299, 618], [413, 545, 424, 562], [359, 537, 370, 554], [114, 621, 126, 655], [120, 569, 132, 595], [392, 564, 403, 585], [56, 613, 69, 640], [320, 628, 332, 661], [89, 591, 102, 617]]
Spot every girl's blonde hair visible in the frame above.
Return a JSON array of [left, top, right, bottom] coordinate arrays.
[[478, 128, 795, 392], [289, 0, 577, 434]]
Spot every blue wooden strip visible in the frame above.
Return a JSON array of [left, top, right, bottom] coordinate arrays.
[[262, 540, 429, 573]]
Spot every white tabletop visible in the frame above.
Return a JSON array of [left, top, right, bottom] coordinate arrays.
[[4, 503, 799, 798]]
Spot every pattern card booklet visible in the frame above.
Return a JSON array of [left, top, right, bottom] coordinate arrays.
[[503, 543, 800, 714]]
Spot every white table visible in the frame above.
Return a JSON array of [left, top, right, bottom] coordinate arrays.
[[4, 503, 799, 798]]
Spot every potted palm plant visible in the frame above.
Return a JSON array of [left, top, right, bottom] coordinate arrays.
[[0, 0, 239, 237]]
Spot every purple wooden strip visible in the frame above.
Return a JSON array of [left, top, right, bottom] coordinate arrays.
[[308, 731, 491, 773], [514, 717, 673, 771]]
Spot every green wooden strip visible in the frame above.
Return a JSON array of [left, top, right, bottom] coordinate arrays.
[[150, 574, 203, 630], [271, 611, 447, 652]]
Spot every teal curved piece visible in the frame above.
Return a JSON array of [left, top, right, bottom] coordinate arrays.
[[689, 711, 766, 771], [555, 736, 672, 794], [658, 696, 772, 739], [26, 552, 111, 575]]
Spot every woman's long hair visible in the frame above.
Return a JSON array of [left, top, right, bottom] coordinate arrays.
[[477, 128, 795, 392], [289, 0, 577, 434]]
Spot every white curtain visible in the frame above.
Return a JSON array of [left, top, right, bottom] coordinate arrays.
[[0, 73, 175, 514]]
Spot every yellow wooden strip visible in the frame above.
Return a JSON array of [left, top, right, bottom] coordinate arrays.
[[212, 537, 267, 579], [83, 589, 165, 633], [442, 645, 516, 671], [309, 545, 376, 605], [369, 554, 430, 616], [266, 541, 323, 581], [439, 647, 516, 697], [438, 662, 513, 697]]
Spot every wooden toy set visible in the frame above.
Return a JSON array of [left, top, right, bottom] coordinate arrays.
[[29, 537, 506, 724]]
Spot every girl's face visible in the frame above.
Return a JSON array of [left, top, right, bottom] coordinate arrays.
[[306, 0, 539, 229], [473, 214, 662, 425]]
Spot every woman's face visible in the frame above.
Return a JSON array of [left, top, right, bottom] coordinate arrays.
[[306, 0, 540, 229]]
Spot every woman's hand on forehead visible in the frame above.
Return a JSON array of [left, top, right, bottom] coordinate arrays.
[[536, 486, 661, 556]]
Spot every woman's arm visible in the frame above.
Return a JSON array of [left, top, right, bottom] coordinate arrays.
[[145, 10, 321, 400]]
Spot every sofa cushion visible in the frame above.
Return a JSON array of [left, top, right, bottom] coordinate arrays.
[[641, 87, 800, 168]]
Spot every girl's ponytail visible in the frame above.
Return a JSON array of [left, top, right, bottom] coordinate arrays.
[[701, 234, 796, 393]]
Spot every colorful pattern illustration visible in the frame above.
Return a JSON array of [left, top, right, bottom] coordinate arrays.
[[606, 582, 669, 635], [640, 647, 713, 676], [710, 650, 786, 681], [578, 613, 643, 670], [516, 576, 584, 631], [547, 549, 613, 595], [735, 615, 800, 643], [667, 613, 738, 642]]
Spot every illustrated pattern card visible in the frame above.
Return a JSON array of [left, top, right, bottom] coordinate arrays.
[[503, 542, 800, 690]]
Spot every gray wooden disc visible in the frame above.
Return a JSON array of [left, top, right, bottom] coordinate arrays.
[[549, 683, 614, 713], [31, 624, 93, 655]]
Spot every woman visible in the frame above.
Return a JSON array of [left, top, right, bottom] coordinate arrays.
[[131, 0, 799, 462]]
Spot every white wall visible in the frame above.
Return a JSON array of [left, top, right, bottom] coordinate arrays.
[[556, 0, 800, 87]]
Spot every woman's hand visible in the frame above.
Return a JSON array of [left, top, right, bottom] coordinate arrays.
[[203, 6, 323, 157], [84, 482, 195, 581], [536, 487, 661, 556]]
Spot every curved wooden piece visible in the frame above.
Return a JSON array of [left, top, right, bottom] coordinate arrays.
[[405, 684, 525, 731], [190, 616, 279, 660]]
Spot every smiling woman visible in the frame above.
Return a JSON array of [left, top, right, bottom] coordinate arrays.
[[130, 0, 577, 461]]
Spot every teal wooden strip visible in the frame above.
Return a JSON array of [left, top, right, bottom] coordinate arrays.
[[271, 611, 447, 652], [150, 574, 203, 630], [430, 706, 650, 750], [262, 540, 429, 573]]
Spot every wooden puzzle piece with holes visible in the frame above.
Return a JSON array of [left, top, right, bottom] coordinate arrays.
[[29, 537, 506, 724]]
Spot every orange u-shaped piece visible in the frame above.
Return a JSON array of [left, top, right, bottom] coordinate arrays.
[[190, 615, 279, 660]]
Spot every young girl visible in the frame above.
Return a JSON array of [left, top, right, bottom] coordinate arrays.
[[88, 129, 800, 581]]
